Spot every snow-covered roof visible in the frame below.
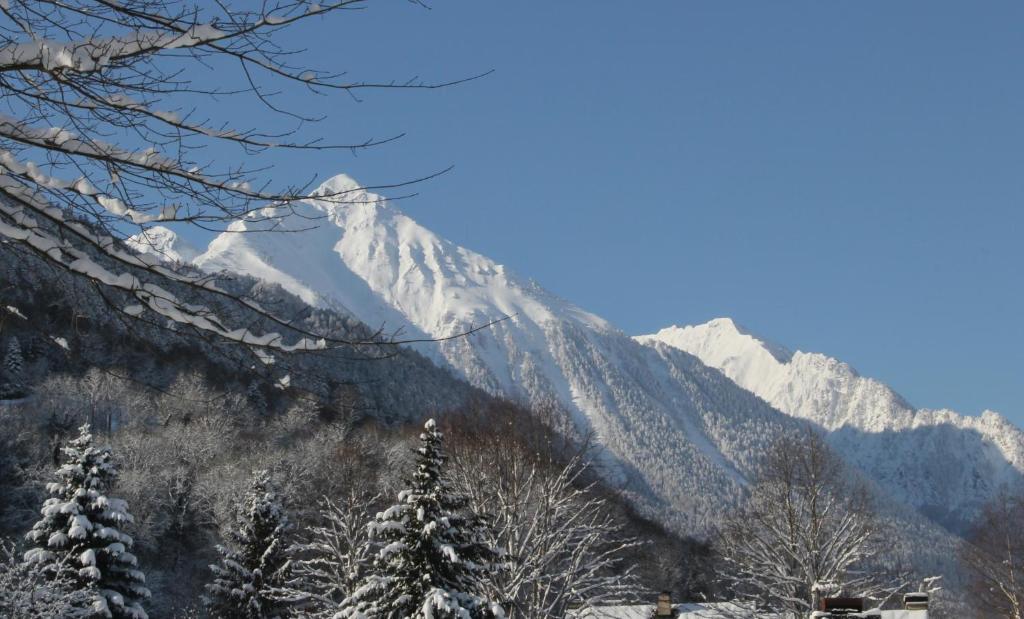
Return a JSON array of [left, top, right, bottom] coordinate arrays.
[[569, 602, 762, 619], [570, 605, 927, 619]]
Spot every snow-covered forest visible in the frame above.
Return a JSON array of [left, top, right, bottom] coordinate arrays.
[[0, 235, 703, 617], [0, 225, 1004, 617], [1, 1, 1022, 618]]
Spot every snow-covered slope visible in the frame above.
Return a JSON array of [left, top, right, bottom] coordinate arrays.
[[179, 172, 1021, 538], [126, 225, 200, 264], [638, 319, 1024, 531], [192, 174, 801, 532]]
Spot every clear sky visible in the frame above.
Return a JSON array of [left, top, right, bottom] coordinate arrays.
[[185, 1, 1023, 419]]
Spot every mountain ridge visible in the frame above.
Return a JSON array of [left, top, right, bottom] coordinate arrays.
[[637, 317, 1012, 431], [638, 317, 1023, 531], [131, 173, 1023, 537], [176, 175, 804, 532]]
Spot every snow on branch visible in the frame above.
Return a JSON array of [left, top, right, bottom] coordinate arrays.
[[0, 0, 492, 352], [0, 24, 234, 74], [0, 190, 353, 352], [449, 443, 640, 616]]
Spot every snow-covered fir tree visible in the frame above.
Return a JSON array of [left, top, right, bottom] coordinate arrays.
[[338, 419, 505, 619], [0, 336, 25, 399], [205, 470, 296, 619], [24, 424, 150, 619]]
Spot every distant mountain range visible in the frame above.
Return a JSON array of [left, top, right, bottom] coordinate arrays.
[[638, 319, 1024, 532], [129, 173, 1021, 538]]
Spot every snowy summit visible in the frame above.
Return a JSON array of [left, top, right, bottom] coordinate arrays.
[[126, 226, 200, 264]]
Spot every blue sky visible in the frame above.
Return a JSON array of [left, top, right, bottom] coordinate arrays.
[[186, 1, 1023, 419]]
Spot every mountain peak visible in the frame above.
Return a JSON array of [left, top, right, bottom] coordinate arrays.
[[309, 173, 386, 210], [311, 173, 360, 196], [709, 317, 792, 362], [126, 225, 199, 264], [644, 318, 793, 365], [196, 171, 612, 341], [706, 316, 738, 328], [703, 317, 745, 336]]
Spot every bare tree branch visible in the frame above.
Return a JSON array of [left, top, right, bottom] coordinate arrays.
[[715, 429, 908, 618], [0, 0, 495, 353]]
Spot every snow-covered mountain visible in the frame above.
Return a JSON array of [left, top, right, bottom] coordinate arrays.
[[126, 225, 200, 264], [190, 174, 801, 532], [638, 318, 1024, 531], [149, 171, 1022, 540]]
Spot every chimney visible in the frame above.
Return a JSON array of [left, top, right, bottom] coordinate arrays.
[[820, 598, 865, 612], [655, 591, 673, 617], [903, 592, 929, 611]]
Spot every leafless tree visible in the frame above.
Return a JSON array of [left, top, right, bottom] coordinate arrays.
[[960, 492, 1024, 618], [280, 490, 380, 618], [0, 541, 94, 618], [715, 429, 903, 618], [446, 411, 640, 617], [0, 0, 485, 354]]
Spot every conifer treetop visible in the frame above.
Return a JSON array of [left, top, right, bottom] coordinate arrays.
[[24, 424, 149, 619], [338, 418, 505, 619], [205, 469, 296, 619]]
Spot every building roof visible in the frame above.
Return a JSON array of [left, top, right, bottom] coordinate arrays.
[[570, 604, 927, 619], [569, 602, 763, 619]]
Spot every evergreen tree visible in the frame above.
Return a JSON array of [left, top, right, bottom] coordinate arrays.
[[24, 424, 150, 619], [338, 419, 504, 619], [206, 470, 296, 619], [0, 336, 25, 399]]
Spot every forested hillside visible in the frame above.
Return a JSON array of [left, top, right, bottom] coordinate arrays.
[[0, 239, 706, 617]]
